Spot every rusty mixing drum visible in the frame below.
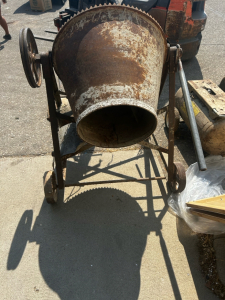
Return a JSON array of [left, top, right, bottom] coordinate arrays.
[[52, 5, 167, 148]]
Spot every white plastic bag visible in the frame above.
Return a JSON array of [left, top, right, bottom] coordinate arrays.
[[168, 156, 225, 234]]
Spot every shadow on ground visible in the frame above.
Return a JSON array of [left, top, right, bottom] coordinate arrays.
[[0, 39, 10, 51], [6, 149, 211, 299], [8, 188, 148, 300]]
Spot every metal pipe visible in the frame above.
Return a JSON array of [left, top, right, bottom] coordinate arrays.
[[44, 30, 58, 34], [34, 35, 54, 42], [64, 176, 166, 187], [178, 59, 207, 171]]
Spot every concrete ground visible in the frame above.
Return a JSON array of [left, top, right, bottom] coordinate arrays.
[[0, 150, 219, 300], [0, 0, 225, 299]]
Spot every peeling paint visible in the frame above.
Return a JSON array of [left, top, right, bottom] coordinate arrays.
[[52, 5, 167, 147]]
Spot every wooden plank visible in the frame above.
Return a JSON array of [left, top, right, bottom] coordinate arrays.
[[187, 194, 225, 215], [188, 79, 225, 118], [189, 209, 225, 225]]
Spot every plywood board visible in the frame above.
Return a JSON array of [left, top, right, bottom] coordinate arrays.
[[188, 80, 225, 118], [187, 194, 225, 215], [189, 209, 225, 225]]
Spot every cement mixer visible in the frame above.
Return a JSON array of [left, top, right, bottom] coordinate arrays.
[[19, 5, 206, 204]]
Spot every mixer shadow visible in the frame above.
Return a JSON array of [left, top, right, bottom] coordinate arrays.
[[7, 149, 189, 300]]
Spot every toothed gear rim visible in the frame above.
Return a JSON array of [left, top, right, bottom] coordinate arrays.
[[57, 4, 165, 39], [52, 4, 167, 77]]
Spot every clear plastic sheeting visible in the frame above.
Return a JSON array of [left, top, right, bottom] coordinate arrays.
[[168, 156, 225, 234]]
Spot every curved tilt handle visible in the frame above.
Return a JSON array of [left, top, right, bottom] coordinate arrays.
[[178, 57, 207, 171]]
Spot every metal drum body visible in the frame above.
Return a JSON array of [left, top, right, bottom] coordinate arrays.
[[176, 80, 225, 156], [53, 5, 167, 148]]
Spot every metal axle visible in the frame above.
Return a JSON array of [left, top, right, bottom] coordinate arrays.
[[64, 176, 166, 187]]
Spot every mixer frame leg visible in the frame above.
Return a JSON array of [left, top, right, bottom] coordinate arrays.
[[167, 47, 178, 187], [41, 52, 64, 190]]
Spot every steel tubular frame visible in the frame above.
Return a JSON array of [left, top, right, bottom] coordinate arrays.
[[168, 47, 177, 185], [41, 46, 184, 191], [41, 53, 64, 189]]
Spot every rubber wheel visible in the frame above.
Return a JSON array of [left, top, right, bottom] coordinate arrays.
[[165, 107, 180, 133], [170, 162, 186, 193], [19, 28, 42, 88], [43, 171, 57, 204], [219, 77, 225, 92]]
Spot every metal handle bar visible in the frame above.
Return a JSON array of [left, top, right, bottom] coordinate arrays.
[[178, 59, 207, 171]]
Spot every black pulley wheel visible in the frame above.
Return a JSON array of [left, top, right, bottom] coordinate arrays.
[[19, 28, 42, 88]]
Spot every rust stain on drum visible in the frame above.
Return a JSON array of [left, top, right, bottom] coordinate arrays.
[[52, 5, 167, 147]]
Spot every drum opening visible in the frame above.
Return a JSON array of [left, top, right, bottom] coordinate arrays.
[[77, 105, 157, 148]]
